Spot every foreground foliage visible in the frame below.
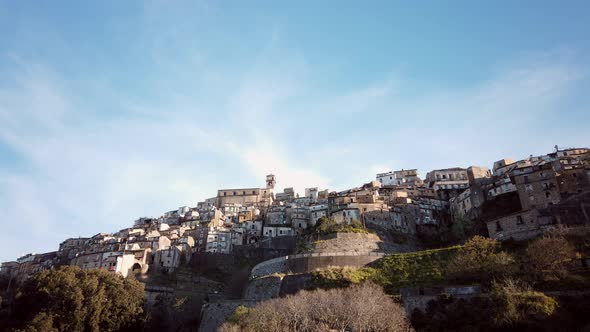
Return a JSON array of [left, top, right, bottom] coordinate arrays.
[[525, 234, 576, 280], [448, 236, 514, 282], [373, 245, 461, 291], [220, 283, 412, 332], [490, 278, 557, 325], [11, 266, 145, 332], [310, 266, 379, 289]]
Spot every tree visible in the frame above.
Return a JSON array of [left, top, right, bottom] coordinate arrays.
[[350, 218, 363, 229], [490, 278, 557, 325], [220, 283, 412, 331], [12, 266, 145, 332], [448, 236, 514, 282], [315, 216, 338, 235], [526, 235, 576, 280]]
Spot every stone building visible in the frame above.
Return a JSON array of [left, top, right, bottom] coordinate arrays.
[[290, 207, 310, 233], [467, 166, 491, 184], [206, 229, 231, 254], [275, 187, 296, 202], [331, 207, 360, 224], [216, 175, 274, 207], [486, 208, 552, 240], [449, 185, 485, 221], [309, 204, 328, 226], [512, 162, 560, 211], [265, 206, 288, 226], [362, 209, 416, 235], [377, 169, 421, 186], [262, 226, 294, 237], [376, 171, 396, 186], [492, 158, 515, 176], [425, 167, 470, 200], [305, 187, 319, 200]]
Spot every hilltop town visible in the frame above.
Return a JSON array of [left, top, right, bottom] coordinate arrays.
[[2, 146, 590, 330]]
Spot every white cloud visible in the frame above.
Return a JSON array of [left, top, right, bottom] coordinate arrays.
[[1, 41, 588, 263]]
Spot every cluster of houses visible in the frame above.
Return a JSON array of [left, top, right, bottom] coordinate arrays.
[[2, 146, 589, 282]]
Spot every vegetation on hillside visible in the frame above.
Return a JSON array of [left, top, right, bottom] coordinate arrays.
[[10, 266, 145, 332], [525, 234, 577, 280], [312, 217, 370, 235], [448, 236, 514, 283], [220, 283, 412, 332], [310, 244, 462, 292], [489, 278, 557, 325]]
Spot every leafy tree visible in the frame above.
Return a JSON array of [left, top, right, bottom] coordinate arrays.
[[448, 236, 514, 282], [350, 218, 363, 229], [526, 235, 576, 280], [12, 266, 145, 332], [490, 278, 557, 325], [315, 216, 338, 235]]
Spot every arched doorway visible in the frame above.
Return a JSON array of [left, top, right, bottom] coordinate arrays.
[[132, 263, 142, 274]]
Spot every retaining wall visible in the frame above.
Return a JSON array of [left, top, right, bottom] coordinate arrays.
[[250, 251, 386, 278], [243, 275, 283, 300]]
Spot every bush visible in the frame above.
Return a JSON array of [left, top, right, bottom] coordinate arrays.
[[525, 235, 576, 280], [313, 216, 369, 235], [220, 283, 412, 331], [11, 266, 145, 332], [374, 246, 461, 292], [448, 236, 514, 282], [310, 266, 380, 289], [490, 278, 558, 325]]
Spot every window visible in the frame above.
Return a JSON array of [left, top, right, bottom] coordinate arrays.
[[243, 191, 246, 195], [523, 175, 529, 183], [573, 173, 577, 178], [545, 192, 551, 198], [233, 191, 236, 195], [252, 190, 256, 194], [543, 183, 549, 190], [496, 221, 502, 231], [516, 216, 523, 225], [224, 192, 227, 196], [442, 174, 447, 179]]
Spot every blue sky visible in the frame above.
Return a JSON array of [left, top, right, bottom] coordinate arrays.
[[1, 1, 589, 262]]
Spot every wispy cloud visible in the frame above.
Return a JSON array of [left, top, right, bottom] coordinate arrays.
[[0, 4, 588, 263]]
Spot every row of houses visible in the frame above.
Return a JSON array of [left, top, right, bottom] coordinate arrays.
[[2, 147, 589, 282]]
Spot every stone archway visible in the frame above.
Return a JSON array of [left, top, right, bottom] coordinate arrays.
[[132, 263, 142, 274]]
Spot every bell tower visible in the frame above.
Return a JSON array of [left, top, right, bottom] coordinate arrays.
[[266, 174, 276, 190]]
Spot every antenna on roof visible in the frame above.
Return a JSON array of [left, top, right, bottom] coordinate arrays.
[[554, 145, 559, 152]]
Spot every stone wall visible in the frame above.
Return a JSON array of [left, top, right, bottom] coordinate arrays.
[[311, 232, 413, 254], [199, 300, 258, 332], [243, 275, 283, 300], [279, 274, 313, 297], [144, 285, 173, 307], [401, 285, 482, 315], [250, 256, 288, 278], [250, 252, 386, 278]]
